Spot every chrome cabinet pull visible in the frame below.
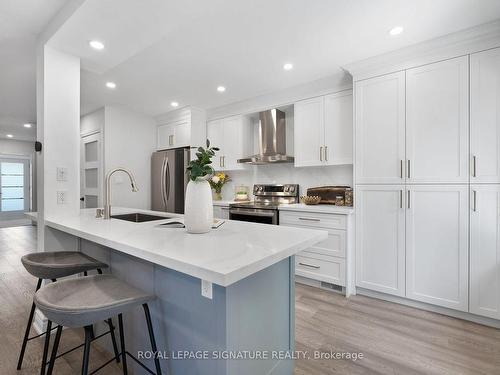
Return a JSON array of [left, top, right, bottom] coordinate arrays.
[[219, 156, 222, 168], [320, 147, 323, 162], [472, 155, 477, 177], [407, 160, 411, 179], [222, 156, 225, 168], [400, 190, 403, 209], [473, 190, 477, 212], [407, 190, 411, 209], [325, 146, 328, 162], [400, 160, 404, 179], [298, 217, 320, 222], [298, 262, 320, 269]]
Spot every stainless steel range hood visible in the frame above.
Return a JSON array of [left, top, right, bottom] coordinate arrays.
[[237, 109, 294, 164]]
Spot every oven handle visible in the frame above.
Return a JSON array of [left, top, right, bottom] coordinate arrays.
[[229, 208, 276, 217]]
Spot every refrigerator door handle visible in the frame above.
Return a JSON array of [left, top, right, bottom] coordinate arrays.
[[166, 158, 171, 201], [161, 157, 168, 208]]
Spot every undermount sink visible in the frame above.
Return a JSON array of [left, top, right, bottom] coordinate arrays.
[[110, 213, 171, 223]]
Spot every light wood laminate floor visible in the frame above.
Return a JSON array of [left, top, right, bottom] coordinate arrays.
[[1, 225, 499, 374]]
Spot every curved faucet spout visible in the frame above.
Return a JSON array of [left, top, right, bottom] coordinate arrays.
[[103, 168, 139, 219]]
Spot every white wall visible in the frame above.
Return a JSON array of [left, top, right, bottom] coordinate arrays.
[[0, 139, 37, 212], [81, 107, 104, 134], [104, 106, 156, 209]]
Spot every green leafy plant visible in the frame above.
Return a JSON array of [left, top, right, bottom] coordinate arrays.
[[186, 139, 220, 182]]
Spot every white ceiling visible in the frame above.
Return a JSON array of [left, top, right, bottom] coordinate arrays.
[[2, 1, 500, 137], [0, 0, 67, 141]]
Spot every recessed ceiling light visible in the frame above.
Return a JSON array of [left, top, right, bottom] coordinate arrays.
[[23, 123, 32, 128], [283, 63, 293, 71], [217, 86, 226, 93], [171, 101, 179, 107], [6, 134, 13, 138], [105, 82, 116, 89], [389, 26, 404, 36], [89, 40, 105, 50]]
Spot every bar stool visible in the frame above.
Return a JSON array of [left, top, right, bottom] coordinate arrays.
[[18, 251, 119, 375], [34, 274, 162, 375]]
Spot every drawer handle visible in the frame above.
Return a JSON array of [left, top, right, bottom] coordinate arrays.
[[298, 217, 320, 222], [298, 262, 320, 269]]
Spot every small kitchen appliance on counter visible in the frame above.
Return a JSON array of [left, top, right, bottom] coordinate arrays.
[[229, 184, 299, 225], [306, 186, 353, 206]]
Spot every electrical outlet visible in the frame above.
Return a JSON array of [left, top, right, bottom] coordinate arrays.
[[56, 167, 68, 181], [56, 191, 67, 204], [201, 280, 213, 299]]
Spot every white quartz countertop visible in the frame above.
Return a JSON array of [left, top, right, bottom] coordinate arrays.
[[212, 200, 249, 207], [44, 207, 327, 287], [279, 203, 354, 215]]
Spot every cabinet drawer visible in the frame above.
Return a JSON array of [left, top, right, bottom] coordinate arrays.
[[295, 254, 345, 286], [280, 211, 347, 230], [281, 224, 346, 258]]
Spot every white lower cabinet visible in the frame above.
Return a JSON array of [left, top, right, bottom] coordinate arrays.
[[280, 210, 350, 288], [470, 185, 500, 319], [355, 185, 405, 296], [405, 185, 469, 311], [213, 205, 230, 219]]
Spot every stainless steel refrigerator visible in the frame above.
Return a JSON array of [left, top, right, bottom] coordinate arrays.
[[151, 148, 190, 213]]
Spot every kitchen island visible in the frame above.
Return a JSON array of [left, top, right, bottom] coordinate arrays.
[[42, 207, 327, 375]]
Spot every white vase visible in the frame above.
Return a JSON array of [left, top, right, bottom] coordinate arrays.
[[184, 178, 213, 234]]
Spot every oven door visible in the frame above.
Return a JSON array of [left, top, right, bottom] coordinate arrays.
[[229, 207, 278, 225]]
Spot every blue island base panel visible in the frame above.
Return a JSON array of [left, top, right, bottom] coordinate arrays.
[[81, 239, 296, 375]]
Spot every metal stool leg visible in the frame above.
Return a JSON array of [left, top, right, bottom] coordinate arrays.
[[118, 314, 128, 375], [40, 320, 52, 375], [82, 326, 92, 375], [17, 278, 42, 370], [46, 325, 62, 375], [106, 318, 121, 363], [143, 304, 162, 375]]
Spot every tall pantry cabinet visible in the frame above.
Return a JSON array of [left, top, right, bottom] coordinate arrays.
[[355, 51, 500, 316]]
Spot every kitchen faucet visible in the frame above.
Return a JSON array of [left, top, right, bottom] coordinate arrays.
[[103, 168, 139, 219]]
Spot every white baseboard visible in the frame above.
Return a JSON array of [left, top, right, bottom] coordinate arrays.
[[296, 275, 345, 295], [356, 287, 500, 329]]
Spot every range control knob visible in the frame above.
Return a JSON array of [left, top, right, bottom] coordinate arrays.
[[284, 186, 289, 192], [258, 186, 264, 192], [289, 186, 295, 192]]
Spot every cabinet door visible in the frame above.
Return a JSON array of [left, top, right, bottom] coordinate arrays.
[[324, 91, 353, 165], [406, 185, 469, 311], [157, 124, 175, 150], [220, 206, 230, 220], [470, 48, 500, 183], [355, 72, 405, 184], [406, 57, 469, 183], [222, 116, 247, 171], [173, 120, 191, 148], [470, 185, 500, 319], [294, 96, 324, 167], [356, 185, 405, 296], [207, 119, 225, 170]]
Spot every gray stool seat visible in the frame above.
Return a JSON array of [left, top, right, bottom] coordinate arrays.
[[21, 251, 108, 280], [34, 275, 154, 328]]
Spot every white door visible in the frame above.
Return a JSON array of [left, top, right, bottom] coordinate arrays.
[[0, 158, 30, 220], [405, 185, 469, 311], [470, 47, 500, 183], [207, 119, 225, 170], [355, 72, 406, 184], [356, 185, 406, 296], [324, 91, 353, 166], [406, 57, 469, 183], [294, 96, 324, 167], [173, 120, 190, 148], [470, 185, 500, 319], [222, 116, 244, 171], [80, 132, 102, 209]]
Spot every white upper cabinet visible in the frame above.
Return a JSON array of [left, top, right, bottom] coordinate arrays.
[[294, 91, 353, 167], [470, 185, 500, 319], [355, 185, 406, 296], [294, 96, 324, 167], [156, 107, 206, 153], [324, 91, 353, 166], [206, 115, 252, 171], [405, 185, 469, 312], [406, 57, 469, 183], [470, 47, 500, 183], [355, 72, 406, 184]]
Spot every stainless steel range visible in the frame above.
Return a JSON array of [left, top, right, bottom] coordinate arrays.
[[229, 184, 299, 225]]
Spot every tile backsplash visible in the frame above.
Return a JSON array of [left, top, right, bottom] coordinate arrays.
[[217, 164, 353, 200]]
